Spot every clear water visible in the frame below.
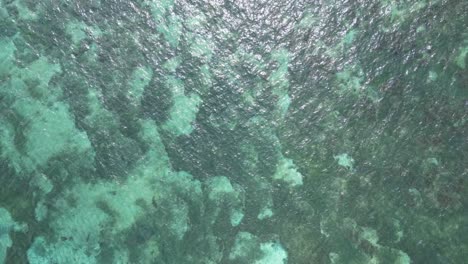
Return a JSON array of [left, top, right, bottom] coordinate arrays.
[[0, 0, 467, 263]]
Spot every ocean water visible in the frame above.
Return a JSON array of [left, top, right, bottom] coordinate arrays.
[[0, 0, 467, 263]]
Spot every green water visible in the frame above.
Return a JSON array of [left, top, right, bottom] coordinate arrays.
[[0, 0, 467, 263]]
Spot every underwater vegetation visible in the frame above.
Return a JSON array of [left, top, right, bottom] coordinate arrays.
[[0, 0, 467, 263]]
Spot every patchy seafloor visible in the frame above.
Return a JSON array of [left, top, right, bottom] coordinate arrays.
[[0, 0, 467, 263]]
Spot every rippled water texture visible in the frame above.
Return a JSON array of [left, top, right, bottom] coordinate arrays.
[[0, 0, 467, 263]]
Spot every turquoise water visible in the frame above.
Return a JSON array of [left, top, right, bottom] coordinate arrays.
[[0, 0, 467, 263]]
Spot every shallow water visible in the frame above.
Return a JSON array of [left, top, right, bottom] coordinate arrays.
[[0, 0, 467, 263]]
